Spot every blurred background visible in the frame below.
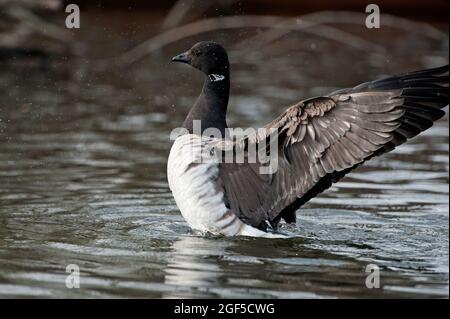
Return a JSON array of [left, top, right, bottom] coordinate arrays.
[[0, 0, 448, 298]]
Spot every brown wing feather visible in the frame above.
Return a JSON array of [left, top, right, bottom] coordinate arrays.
[[219, 65, 449, 230]]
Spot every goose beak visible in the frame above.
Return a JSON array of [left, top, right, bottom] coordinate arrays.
[[172, 52, 191, 64]]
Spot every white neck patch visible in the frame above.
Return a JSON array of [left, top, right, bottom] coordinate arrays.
[[208, 74, 225, 82]]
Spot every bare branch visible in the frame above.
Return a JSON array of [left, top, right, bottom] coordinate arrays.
[[117, 15, 285, 66], [236, 11, 447, 54], [117, 14, 387, 67]]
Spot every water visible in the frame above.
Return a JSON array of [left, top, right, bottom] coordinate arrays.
[[0, 12, 448, 298]]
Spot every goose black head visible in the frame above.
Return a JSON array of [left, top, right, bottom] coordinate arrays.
[[172, 41, 229, 77]]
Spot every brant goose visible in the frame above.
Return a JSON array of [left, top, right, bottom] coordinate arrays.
[[168, 41, 449, 237]]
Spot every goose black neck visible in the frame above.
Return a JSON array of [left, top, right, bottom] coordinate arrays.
[[183, 72, 230, 136]]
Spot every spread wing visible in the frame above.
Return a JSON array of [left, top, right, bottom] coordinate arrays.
[[218, 65, 449, 230]]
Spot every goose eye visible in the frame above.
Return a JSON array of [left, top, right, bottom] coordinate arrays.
[[193, 51, 202, 57]]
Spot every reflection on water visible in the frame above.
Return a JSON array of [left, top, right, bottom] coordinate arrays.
[[164, 236, 230, 298], [0, 11, 448, 298]]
